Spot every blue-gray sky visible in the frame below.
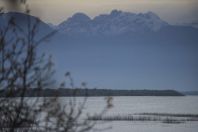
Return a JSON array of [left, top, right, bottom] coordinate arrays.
[[1, 0, 198, 25]]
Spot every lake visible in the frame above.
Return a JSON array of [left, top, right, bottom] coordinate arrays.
[[60, 96, 198, 132]]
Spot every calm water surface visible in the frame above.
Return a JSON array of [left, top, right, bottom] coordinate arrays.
[[60, 96, 198, 132]]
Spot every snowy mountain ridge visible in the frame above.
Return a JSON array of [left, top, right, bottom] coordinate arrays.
[[57, 10, 169, 36]]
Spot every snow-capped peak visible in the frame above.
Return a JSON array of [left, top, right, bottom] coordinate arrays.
[[57, 10, 168, 36]]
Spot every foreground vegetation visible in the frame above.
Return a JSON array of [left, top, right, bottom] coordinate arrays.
[[88, 113, 198, 124]]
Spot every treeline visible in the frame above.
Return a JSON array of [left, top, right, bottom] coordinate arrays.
[[0, 88, 184, 97]]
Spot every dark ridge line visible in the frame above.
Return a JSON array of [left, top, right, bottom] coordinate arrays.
[[0, 88, 184, 97]]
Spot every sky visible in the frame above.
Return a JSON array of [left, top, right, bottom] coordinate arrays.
[[1, 0, 198, 25]]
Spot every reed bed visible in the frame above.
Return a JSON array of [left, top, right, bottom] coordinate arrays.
[[88, 113, 198, 124]]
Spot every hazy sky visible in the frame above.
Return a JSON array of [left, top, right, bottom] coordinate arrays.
[[1, 0, 198, 25]]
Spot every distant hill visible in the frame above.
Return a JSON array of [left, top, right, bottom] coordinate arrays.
[[0, 88, 184, 97], [0, 12, 54, 40]]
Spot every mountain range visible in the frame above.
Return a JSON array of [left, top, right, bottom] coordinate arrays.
[[1, 10, 197, 37], [57, 10, 168, 36], [0, 10, 198, 90]]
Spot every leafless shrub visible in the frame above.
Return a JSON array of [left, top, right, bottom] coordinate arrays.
[[0, 1, 110, 132]]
